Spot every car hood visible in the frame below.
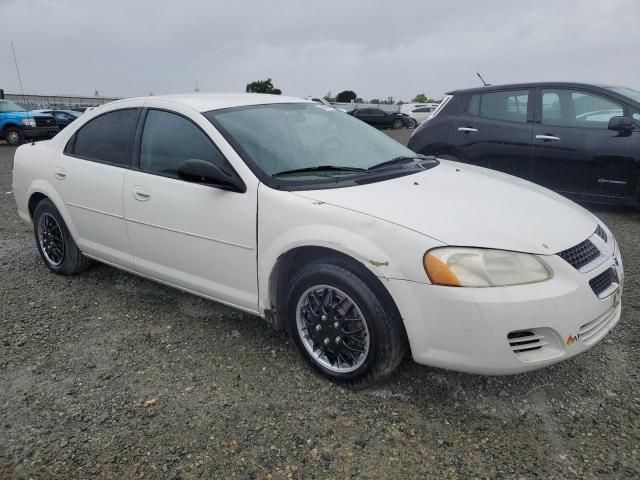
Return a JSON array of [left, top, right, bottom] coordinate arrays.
[[293, 160, 597, 255]]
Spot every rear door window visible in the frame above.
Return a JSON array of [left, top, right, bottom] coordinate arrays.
[[67, 108, 140, 166], [468, 91, 529, 123]]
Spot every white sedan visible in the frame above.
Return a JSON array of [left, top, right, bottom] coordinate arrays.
[[12, 94, 623, 386]]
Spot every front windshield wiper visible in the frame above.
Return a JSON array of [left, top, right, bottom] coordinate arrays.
[[273, 165, 366, 178], [367, 155, 428, 171]]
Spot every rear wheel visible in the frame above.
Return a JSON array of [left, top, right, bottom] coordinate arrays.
[[287, 257, 407, 387], [407, 118, 417, 129], [33, 199, 92, 275], [5, 127, 24, 146]]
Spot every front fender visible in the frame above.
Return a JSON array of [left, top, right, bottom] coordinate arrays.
[[257, 187, 443, 311]]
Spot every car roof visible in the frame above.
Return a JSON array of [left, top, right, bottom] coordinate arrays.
[[120, 93, 311, 113], [446, 82, 617, 95]]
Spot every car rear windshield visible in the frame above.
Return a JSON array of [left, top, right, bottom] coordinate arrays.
[[204, 103, 419, 182]]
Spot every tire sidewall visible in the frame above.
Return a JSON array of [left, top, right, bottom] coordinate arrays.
[[5, 127, 24, 146], [33, 200, 75, 274], [286, 263, 386, 382]]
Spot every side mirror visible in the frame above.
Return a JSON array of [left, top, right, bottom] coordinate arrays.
[[608, 116, 633, 134], [177, 159, 246, 193]]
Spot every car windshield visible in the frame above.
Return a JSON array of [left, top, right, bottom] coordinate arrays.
[[605, 86, 640, 104], [205, 103, 420, 182], [0, 100, 26, 113]]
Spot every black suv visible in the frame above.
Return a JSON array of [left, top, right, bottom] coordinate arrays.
[[408, 82, 640, 206]]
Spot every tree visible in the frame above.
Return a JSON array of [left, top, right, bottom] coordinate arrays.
[[335, 90, 357, 103], [246, 78, 282, 95], [412, 93, 436, 103], [369, 98, 380, 104]]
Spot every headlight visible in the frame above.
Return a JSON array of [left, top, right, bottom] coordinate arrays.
[[21, 118, 36, 127], [423, 247, 552, 287]]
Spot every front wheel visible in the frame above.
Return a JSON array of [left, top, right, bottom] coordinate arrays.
[[407, 118, 417, 129], [392, 119, 404, 129], [287, 257, 407, 387], [5, 127, 24, 146]]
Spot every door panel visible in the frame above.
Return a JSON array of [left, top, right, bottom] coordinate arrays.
[[123, 106, 259, 312], [123, 171, 258, 310], [52, 107, 142, 268], [451, 90, 533, 175], [54, 155, 131, 266], [532, 88, 638, 198], [452, 90, 533, 175]]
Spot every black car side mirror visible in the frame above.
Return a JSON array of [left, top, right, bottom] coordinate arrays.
[[608, 116, 634, 134], [177, 159, 246, 193]]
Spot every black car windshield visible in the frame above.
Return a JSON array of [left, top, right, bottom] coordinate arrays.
[[0, 100, 26, 113], [606, 86, 640, 104], [204, 103, 421, 183]]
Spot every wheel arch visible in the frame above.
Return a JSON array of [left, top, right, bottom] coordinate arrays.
[[26, 186, 79, 240], [1, 122, 21, 138], [265, 245, 406, 341]]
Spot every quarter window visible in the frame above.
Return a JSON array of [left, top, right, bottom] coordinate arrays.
[[68, 109, 140, 166], [469, 90, 529, 123], [139, 110, 228, 178], [542, 89, 623, 128]]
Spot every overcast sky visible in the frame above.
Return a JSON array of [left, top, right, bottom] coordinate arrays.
[[1, 0, 639, 101]]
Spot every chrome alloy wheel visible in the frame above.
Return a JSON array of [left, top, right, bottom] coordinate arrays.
[[296, 285, 370, 373], [37, 213, 65, 266]]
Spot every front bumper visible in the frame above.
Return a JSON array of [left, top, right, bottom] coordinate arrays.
[[22, 125, 59, 140], [389, 237, 623, 375]]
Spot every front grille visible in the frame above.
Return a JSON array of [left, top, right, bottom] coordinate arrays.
[[589, 268, 618, 297], [34, 116, 57, 127], [558, 239, 600, 270], [595, 224, 608, 243]]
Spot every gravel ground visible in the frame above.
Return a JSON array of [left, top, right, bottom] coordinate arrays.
[[1, 135, 639, 479]]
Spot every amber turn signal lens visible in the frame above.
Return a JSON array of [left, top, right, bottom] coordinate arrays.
[[424, 253, 461, 286]]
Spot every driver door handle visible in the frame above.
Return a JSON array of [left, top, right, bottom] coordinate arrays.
[[458, 127, 479, 133], [536, 134, 561, 141], [132, 186, 151, 201]]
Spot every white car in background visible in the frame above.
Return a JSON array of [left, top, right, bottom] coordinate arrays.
[[12, 93, 623, 386], [407, 105, 438, 124]]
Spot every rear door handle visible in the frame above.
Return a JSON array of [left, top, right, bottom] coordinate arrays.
[[132, 186, 151, 201], [458, 127, 478, 133], [54, 168, 66, 180], [536, 134, 560, 141]]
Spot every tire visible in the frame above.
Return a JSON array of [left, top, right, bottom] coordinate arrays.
[[5, 127, 24, 146], [286, 256, 407, 387], [407, 118, 417, 129], [392, 119, 404, 130], [33, 198, 92, 275]]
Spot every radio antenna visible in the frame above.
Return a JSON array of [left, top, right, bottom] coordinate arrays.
[[476, 72, 490, 87], [10, 41, 28, 108]]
